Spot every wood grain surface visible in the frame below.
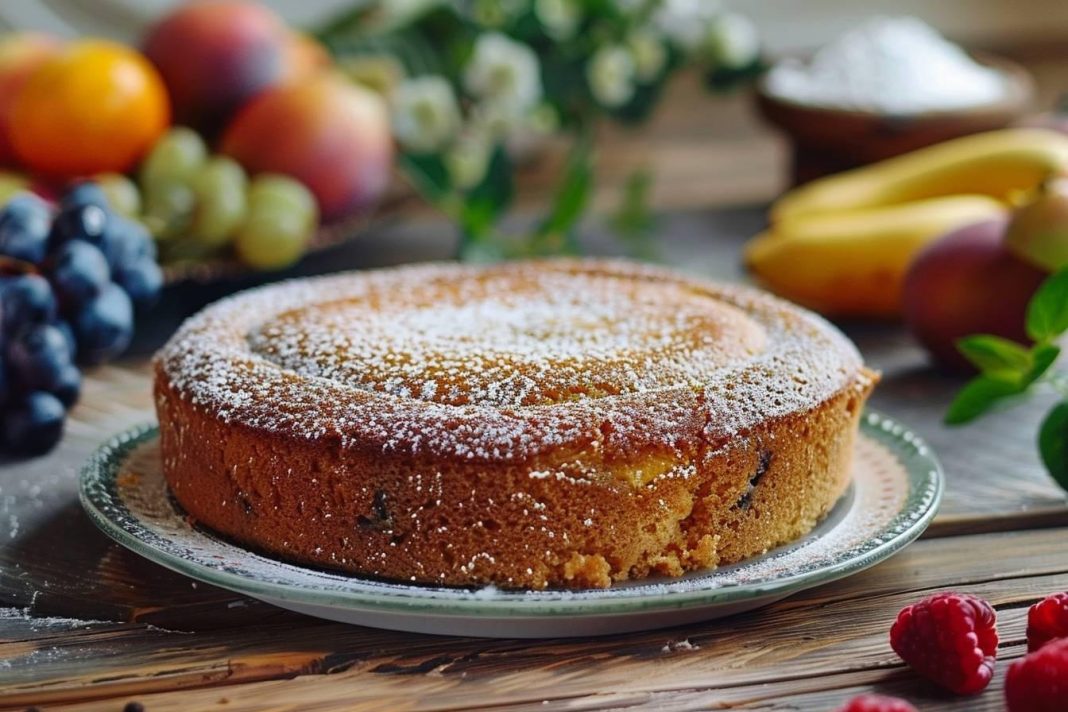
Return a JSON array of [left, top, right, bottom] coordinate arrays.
[[3, 209, 1067, 711], [4, 53, 1068, 712]]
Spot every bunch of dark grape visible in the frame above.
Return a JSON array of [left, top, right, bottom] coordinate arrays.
[[0, 183, 161, 455]]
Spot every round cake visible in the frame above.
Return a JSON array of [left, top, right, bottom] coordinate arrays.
[[154, 260, 877, 589]]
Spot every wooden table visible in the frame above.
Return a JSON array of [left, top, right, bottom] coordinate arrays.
[[2, 204, 1067, 712], [5, 43, 1068, 710]]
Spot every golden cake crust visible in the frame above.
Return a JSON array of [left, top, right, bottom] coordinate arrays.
[[154, 259, 876, 589]]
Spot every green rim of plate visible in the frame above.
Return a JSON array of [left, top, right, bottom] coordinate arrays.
[[79, 411, 942, 618]]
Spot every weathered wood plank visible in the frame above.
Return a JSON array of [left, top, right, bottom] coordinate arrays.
[[2, 528, 1063, 710], [9, 610, 1033, 711], [463, 660, 1020, 711]]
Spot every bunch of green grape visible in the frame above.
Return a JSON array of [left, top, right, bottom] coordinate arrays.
[[100, 127, 319, 271]]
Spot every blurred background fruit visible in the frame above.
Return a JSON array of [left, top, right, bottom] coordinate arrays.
[[233, 174, 317, 270], [0, 170, 30, 206], [9, 39, 169, 178], [188, 157, 248, 249], [771, 129, 1068, 223], [138, 126, 207, 241], [284, 31, 330, 78], [903, 218, 1048, 371], [221, 73, 392, 222], [94, 172, 142, 219], [143, 0, 326, 135], [1005, 176, 1068, 272], [750, 129, 1068, 319], [121, 125, 323, 273], [746, 195, 1005, 317], [0, 182, 161, 455], [0, 33, 59, 167]]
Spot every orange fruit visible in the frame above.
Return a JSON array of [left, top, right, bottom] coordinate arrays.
[[0, 33, 61, 166], [10, 39, 170, 178]]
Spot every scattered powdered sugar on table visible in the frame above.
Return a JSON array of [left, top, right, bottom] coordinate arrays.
[[765, 16, 1009, 114], [0, 606, 115, 630], [157, 260, 863, 462], [661, 638, 699, 653]]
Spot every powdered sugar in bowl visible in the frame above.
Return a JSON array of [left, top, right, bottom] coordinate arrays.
[[756, 16, 1034, 184]]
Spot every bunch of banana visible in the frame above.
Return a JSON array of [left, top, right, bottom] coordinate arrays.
[[746, 128, 1068, 318]]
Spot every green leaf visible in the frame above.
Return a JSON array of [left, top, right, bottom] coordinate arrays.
[[610, 169, 658, 260], [459, 146, 514, 242], [1026, 267, 1068, 342], [534, 136, 592, 242], [704, 57, 769, 93], [957, 335, 1033, 377], [1028, 343, 1063, 384], [945, 375, 1025, 425], [398, 153, 452, 204], [1039, 400, 1068, 492]]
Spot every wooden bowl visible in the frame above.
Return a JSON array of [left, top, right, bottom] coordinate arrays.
[[755, 52, 1035, 185]]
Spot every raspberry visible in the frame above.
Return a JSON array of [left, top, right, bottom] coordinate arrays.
[[889, 592, 998, 694], [1005, 638, 1068, 712], [1027, 592, 1068, 652], [836, 693, 918, 712]]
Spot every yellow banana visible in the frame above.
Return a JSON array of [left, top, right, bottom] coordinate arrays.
[[746, 194, 1006, 318], [773, 129, 1068, 223]]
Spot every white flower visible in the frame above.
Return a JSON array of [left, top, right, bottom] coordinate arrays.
[[469, 100, 519, 140], [464, 33, 543, 115], [627, 29, 667, 82], [703, 12, 760, 69], [653, 0, 722, 52], [587, 45, 637, 108], [535, 0, 581, 40], [391, 76, 462, 153], [445, 131, 493, 190]]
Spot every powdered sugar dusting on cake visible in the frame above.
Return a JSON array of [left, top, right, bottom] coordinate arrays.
[[248, 269, 765, 407], [156, 260, 862, 462]]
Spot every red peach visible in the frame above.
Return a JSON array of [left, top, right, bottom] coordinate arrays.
[[903, 218, 1048, 372], [221, 73, 393, 222], [143, 0, 317, 133], [0, 33, 60, 166]]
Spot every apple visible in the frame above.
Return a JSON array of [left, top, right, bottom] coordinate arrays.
[[903, 218, 1048, 371]]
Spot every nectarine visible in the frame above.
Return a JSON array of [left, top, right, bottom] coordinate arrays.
[[143, 1, 324, 133], [903, 219, 1048, 372], [221, 73, 393, 222]]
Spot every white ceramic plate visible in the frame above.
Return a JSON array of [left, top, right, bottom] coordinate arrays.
[[80, 411, 942, 638]]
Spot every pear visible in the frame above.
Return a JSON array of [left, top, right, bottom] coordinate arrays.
[[1005, 176, 1068, 272]]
